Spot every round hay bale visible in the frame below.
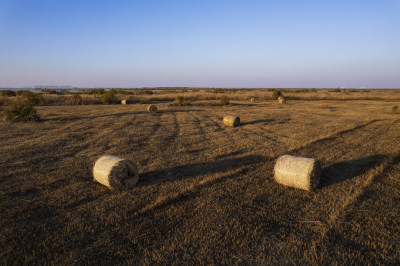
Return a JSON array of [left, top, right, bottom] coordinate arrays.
[[274, 155, 320, 191], [121, 99, 130, 105], [278, 96, 286, 104], [93, 155, 139, 189], [250, 98, 256, 103], [223, 115, 240, 127], [147, 104, 157, 113]]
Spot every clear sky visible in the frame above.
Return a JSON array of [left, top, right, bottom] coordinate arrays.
[[0, 0, 399, 88]]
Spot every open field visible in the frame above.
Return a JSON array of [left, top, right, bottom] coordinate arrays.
[[1, 90, 400, 264]]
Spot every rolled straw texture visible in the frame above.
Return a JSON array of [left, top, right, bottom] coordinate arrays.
[[93, 155, 139, 189], [274, 155, 320, 191], [147, 105, 157, 113], [223, 115, 240, 127]]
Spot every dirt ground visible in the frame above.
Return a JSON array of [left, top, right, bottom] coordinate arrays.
[[1, 96, 399, 264]]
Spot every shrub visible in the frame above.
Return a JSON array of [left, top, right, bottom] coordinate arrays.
[[88, 89, 105, 95], [332, 88, 342, 92], [16, 90, 27, 96], [213, 89, 225, 94], [0, 96, 11, 108], [169, 95, 191, 106], [21, 91, 44, 106], [136, 89, 153, 95], [311, 88, 317, 92], [220, 96, 230, 105], [68, 94, 83, 105], [392, 105, 399, 113], [3, 99, 40, 121], [116, 89, 134, 95], [175, 96, 184, 106], [272, 90, 283, 100], [101, 90, 117, 104], [43, 89, 58, 95], [1, 90, 16, 97]]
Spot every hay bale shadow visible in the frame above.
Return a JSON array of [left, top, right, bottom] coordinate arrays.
[[139, 155, 265, 187], [241, 119, 275, 126], [319, 154, 387, 188], [162, 109, 204, 113], [42, 112, 145, 122], [85, 112, 141, 120], [214, 150, 246, 160]]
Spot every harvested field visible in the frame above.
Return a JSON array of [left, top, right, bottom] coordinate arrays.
[[1, 96, 399, 264]]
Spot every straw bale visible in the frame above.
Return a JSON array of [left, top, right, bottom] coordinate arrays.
[[121, 99, 130, 105], [223, 115, 240, 127], [250, 98, 256, 103], [278, 96, 286, 104], [147, 104, 157, 113], [274, 155, 320, 191], [93, 155, 139, 189]]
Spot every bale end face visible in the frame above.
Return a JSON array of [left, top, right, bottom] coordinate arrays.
[[147, 105, 157, 113], [274, 155, 320, 191], [223, 115, 240, 127], [93, 155, 139, 190]]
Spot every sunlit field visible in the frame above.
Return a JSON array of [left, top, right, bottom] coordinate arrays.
[[1, 89, 399, 264]]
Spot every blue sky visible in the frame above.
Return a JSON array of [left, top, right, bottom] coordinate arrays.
[[0, 0, 399, 88]]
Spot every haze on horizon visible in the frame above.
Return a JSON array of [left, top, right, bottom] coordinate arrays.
[[0, 0, 399, 89]]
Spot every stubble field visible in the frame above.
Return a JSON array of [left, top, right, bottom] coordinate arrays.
[[1, 90, 399, 264]]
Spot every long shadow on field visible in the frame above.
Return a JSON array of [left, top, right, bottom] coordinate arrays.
[[86, 111, 145, 119], [319, 154, 387, 188], [230, 103, 255, 107], [241, 119, 275, 126], [139, 155, 265, 186], [42, 112, 140, 121], [161, 109, 203, 113], [42, 110, 204, 122]]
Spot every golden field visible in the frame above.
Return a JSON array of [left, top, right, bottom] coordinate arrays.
[[1, 89, 399, 264]]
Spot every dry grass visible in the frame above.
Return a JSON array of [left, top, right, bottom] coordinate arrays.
[[0, 90, 399, 264], [3, 88, 400, 107]]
